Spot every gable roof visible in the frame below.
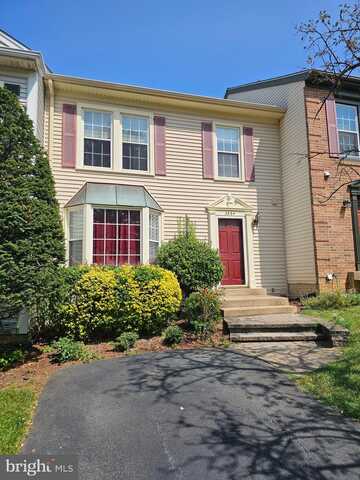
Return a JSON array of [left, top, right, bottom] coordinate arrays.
[[0, 29, 30, 51]]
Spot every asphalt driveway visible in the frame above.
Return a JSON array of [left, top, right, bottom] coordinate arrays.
[[23, 349, 360, 479]]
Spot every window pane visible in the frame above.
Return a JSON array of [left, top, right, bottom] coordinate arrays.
[[339, 131, 359, 155], [218, 152, 239, 177], [84, 139, 111, 168], [336, 104, 358, 132], [122, 143, 148, 171], [69, 240, 82, 265], [93, 240, 104, 255], [93, 209, 105, 223], [149, 214, 159, 242], [118, 210, 129, 224], [149, 241, 159, 263], [69, 209, 83, 240], [216, 126, 239, 153], [130, 211, 140, 224], [106, 209, 117, 224]]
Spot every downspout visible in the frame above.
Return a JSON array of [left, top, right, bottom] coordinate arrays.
[[46, 78, 54, 163]]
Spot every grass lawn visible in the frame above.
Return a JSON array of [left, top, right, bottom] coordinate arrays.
[[0, 387, 36, 454], [298, 306, 360, 419]]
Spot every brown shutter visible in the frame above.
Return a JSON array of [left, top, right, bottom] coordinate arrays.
[[202, 122, 214, 179], [244, 127, 255, 182], [154, 116, 166, 176], [62, 104, 77, 168], [325, 97, 340, 158]]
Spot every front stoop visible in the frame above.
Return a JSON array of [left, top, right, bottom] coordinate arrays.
[[223, 313, 349, 345], [221, 286, 297, 318]]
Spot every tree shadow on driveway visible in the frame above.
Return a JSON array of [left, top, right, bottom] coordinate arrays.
[[24, 348, 360, 480]]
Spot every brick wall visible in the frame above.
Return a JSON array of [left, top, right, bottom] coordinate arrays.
[[304, 86, 357, 291]]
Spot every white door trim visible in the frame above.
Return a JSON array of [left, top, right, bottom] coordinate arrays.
[[207, 194, 256, 288]]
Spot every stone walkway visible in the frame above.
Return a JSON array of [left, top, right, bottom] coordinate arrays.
[[232, 341, 342, 373]]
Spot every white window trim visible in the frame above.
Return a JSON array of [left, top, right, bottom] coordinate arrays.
[[76, 102, 155, 175], [65, 205, 86, 265], [149, 210, 161, 262], [74, 204, 162, 266], [336, 102, 360, 158], [212, 120, 245, 182]]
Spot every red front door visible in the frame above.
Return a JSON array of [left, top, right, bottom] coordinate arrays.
[[219, 219, 245, 285]]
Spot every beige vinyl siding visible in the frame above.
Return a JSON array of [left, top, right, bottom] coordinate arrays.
[[228, 82, 316, 293], [51, 95, 287, 294]]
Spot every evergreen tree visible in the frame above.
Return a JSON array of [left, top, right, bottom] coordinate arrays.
[[0, 87, 64, 324]]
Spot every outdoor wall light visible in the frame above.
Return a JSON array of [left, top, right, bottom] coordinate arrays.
[[343, 199, 352, 208], [252, 212, 260, 228], [324, 171, 331, 179]]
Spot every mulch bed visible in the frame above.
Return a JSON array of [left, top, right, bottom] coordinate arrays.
[[0, 327, 227, 393]]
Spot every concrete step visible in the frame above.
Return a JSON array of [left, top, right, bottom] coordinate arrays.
[[227, 322, 319, 334], [222, 305, 298, 317], [221, 287, 267, 297], [230, 331, 320, 342], [222, 296, 290, 308]]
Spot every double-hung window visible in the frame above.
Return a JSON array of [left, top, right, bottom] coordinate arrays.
[[84, 110, 112, 168], [149, 213, 160, 262], [122, 115, 149, 171], [216, 126, 241, 178], [336, 103, 360, 157]]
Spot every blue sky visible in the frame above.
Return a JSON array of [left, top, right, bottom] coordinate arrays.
[[2, 0, 342, 97]]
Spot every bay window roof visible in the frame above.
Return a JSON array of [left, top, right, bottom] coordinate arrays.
[[65, 182, 162, 211]]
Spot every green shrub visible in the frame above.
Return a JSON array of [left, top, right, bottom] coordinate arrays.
[[31, 265, 91, 338], [184, 288, 222, 339], [163, 324, 184, 346], [0, 349, 25, 371], [302, 291, 360, 310], [113, 332, 139, 352], [55, 264, 181, 340], [61, 267, 118, 340], [156, 217, 223, 296], [0, 86, 64, 325], [114, 264, 182, 336], [52, 337, 95, 363]]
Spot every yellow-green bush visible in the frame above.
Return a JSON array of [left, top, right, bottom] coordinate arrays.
[[60, 264, 182, 340], [62, 267, 118, 339], [114, 264, 182, 335]]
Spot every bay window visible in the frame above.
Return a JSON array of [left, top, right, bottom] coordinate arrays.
[[122, 115, 149, 171], [65, 183, 162, 268], [84, 110, 112, 168], [336, 103, 360, 157], [216, 126, 241, 178]]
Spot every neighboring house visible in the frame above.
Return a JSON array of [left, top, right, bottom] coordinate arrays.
[[0, 29, 48, 141], [226, 70, 360, 295]]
